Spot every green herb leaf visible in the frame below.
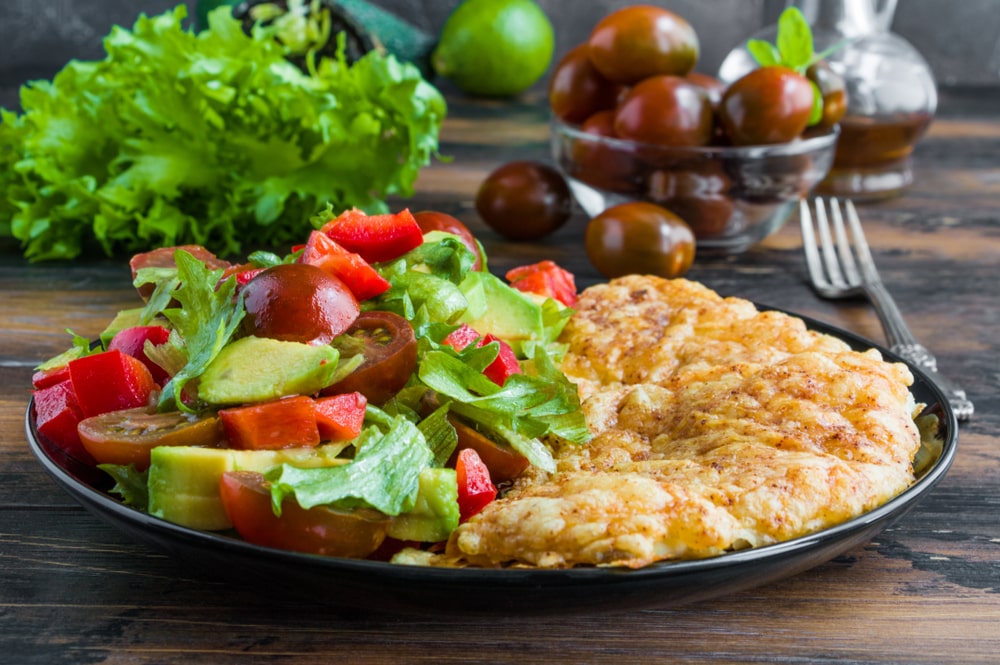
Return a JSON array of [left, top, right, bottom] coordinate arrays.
[[747, 39, 782, 67], [776, 7, 814, 70]]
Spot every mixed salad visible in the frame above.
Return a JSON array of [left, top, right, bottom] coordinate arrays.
[[30, 208, 590, 561]]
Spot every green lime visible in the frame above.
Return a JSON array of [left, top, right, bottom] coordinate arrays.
[[432, 0, 555, 98]]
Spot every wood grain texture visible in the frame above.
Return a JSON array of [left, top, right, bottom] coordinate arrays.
[[1, 88, 998, 664]]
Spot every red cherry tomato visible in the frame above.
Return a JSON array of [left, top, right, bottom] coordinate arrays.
[[719, 66, 816, 146], [241, 263, 360, 345], [585, 201, 696, 279], [614, 75, 714, 147], [412, 211, 484, 271], [475, 161, 573, 241], [78, 407, 224, 470], [548, 43, 622, 124], [219, 470, 390, 558], [566, 110, 642, 194], [587, 5, 699, 85], [322, 311, 418, 405]]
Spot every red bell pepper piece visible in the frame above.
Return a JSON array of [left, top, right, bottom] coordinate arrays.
[[455, 448, 497, 522], [314, 392, 367, 442], [505, 260, 577, 307], [32, 364, 71, 390], [68, 350, 155, 418], [319, 208, 424, 264], [299, 231, 391, 301], [218, 262, 266, 290], [33, 379, 91, 462], [219, 395, 321, 450], [108, 325, 172, 385], [443, 324, 522, 387]]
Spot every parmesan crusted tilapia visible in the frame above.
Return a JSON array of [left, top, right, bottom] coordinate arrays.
[[444, 276, 921, 568]]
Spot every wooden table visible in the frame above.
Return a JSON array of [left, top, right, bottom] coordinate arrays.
[[2, 88, 998, 664]]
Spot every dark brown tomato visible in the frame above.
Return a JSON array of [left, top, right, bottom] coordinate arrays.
[[806, 60, 848, 130], [130, 245, 231, 301], [719, 66, 816, 146], [241, 263, 359, 345], [568, 110, 642, 194], [647, 166, 735, 239], [587, 5, 699, 85], [322, 311, 417, 405], [614, 76, 714, 147], [475, 161, 573, 241], [585, 201, 695, 279], [413, 211, 483, 271], [548, 43, 622, 124]]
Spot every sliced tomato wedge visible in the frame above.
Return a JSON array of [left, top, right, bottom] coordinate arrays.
[[219, 470, 390, 557], [314, 392, 367, 442], [322, 311, 418, 405], [447, 416, 530, 483], [456, 448, 497, 522], [78, 407, 224, 470], [319, 208, 424, 264], [219, 396, 321, 450], [299, 230, 391, 301], [505, 260, 578, 307]]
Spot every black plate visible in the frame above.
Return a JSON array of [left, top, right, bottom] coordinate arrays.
[[25, 314, 957, 616]]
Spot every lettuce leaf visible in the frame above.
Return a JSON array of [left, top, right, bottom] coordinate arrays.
[[0, 5, 446, 261]]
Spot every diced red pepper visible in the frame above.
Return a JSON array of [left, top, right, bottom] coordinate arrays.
[[68, 350, 155, 418], [314, 392, 367, 442], [479, 334, 522, 386], [455, 448, 497, 522], [33, 379, 92, 462], [319, 208, 424, 264], [505, 260, 577, 307], [299, 231, 391, 301], [32, 364, 71, 390], [443, 324, 522, 387], [108, 325, 172, 385], [219, 396, 321, 450]]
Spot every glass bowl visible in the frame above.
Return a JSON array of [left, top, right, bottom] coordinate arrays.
[[550, 119, 840, 254]]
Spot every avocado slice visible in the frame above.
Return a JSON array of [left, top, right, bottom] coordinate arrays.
[[147, 445, 348, 530], [198, 336, 339, 405], [387, 467, 459, 542], [457, 271, 545, 354]]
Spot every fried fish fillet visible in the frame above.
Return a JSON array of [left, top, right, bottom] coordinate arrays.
[[445, 276, 921, 568]]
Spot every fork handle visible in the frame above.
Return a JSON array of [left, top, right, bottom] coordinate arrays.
[[864, 282, 974, 420]]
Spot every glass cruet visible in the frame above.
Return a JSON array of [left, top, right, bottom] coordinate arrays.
[[718, 0, 938, 200]]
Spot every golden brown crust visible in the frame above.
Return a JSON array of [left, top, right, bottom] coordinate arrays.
[[444, 276, 921, 568]]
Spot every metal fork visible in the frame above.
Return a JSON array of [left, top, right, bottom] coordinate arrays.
[[799, 197, 974, 421]]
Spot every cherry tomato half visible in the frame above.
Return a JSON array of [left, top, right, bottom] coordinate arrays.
[[587, 5, 699, 85], [806, 60, 848, 131], [241, 263, 360, 346], [585, 202, 695, 279], [322, 311, 418, 405], [78, 407, 224, 470], [447, 416, 529, 483], [219, 470, 390, 558], [475, 161, 573, 241], [413, 211, 484, 271]]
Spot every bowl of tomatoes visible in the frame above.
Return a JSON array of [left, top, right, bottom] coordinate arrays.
[[548, 5, 843, 255]]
